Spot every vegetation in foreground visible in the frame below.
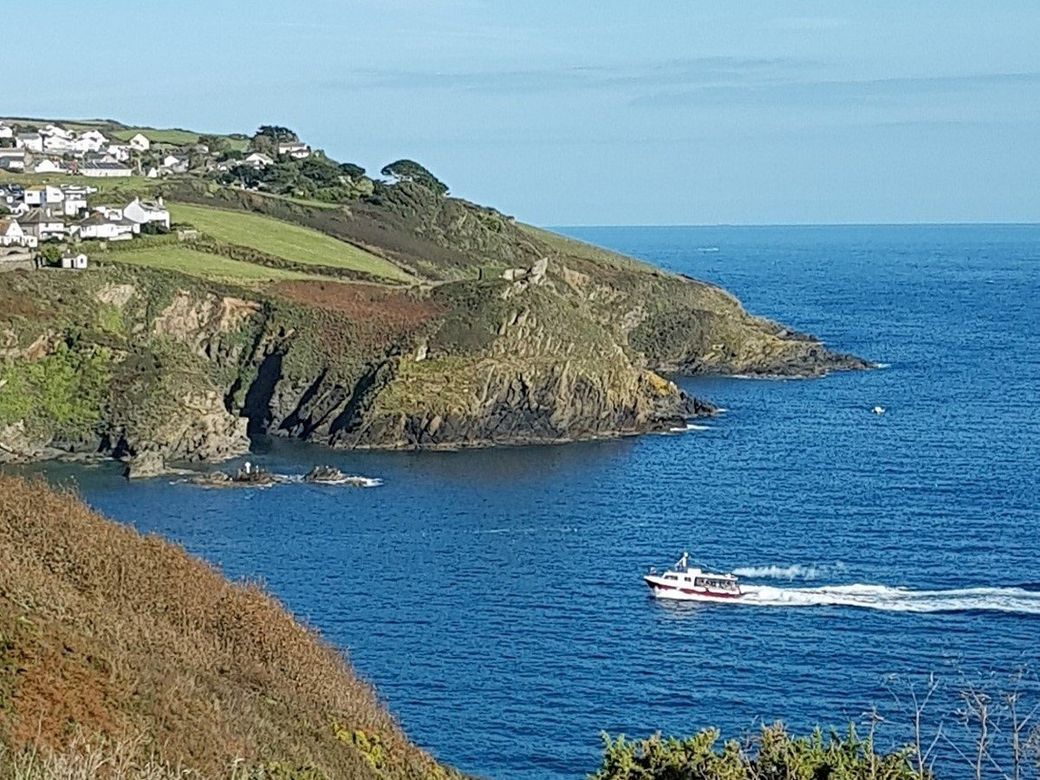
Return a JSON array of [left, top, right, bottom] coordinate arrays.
[[0, 475, 460, 779], [592, 668, 1040, 780], [592, 725, 924, 780]]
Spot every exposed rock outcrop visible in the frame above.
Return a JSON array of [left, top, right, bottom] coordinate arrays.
[[0, 214, 867, 472]]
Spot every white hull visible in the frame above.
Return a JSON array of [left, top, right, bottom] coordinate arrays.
[[644, 574, 744, 603]]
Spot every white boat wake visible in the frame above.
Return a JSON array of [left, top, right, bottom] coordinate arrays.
[[733, 563, 844, 580], [738, 583, 1040, 615]]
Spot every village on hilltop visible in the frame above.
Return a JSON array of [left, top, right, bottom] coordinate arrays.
[[0, 118, 317, 272]]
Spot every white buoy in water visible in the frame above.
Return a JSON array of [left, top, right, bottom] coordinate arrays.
[[871, 405, 886, 415]]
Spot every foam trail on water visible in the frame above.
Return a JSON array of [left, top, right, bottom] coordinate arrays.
[[738, 583, 1040, 615], [733, 563, 841, 581]]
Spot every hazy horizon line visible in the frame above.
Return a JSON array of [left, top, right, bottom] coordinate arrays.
[[548, 221, 1040, 229]]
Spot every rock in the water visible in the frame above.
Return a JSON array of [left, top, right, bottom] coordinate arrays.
[[304, 465, 345, 483], [187, 463, 280, 488], [303, 465, 380, 486], [125, 451, 167, 480]]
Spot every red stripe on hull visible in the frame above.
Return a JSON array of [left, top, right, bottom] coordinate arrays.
[[644, 576, 743, 599]]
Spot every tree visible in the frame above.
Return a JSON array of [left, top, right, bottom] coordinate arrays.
[[338, 162, 366, 180], [297, 155, 344, 188], [198, 134, 231, 155], [380, 159, 448, 195], [250, 125, 299, 154]]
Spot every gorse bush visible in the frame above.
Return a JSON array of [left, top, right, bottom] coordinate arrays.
[[591, 724, 924, 780]]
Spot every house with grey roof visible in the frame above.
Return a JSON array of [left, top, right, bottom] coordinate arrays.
[[15, 133, 43, 153], [0, 149, 26, 172], [17, 207, 67, 241]]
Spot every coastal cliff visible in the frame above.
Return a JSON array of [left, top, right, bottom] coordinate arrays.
[[0, 134, 868, 476]]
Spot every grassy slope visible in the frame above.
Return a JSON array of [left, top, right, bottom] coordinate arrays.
[[0, 117, 248, 151], [0, 475, 459, 779], [5, 173, 154, 193], [170, 203, 414, 283], [109, 127, 249, 152], [109, 246, 330, 284], [521, 224, 657, 275]]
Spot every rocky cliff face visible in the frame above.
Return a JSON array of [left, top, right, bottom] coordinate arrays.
[[0, 221, 867, 475]]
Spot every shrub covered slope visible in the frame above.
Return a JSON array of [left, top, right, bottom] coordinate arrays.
[[0, 475, 461, 779]]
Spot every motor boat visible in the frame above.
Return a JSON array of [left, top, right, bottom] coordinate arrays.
[[643, 552, 744, 602]]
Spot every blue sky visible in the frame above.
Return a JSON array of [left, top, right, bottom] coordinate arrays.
[[5, 1, 1039, 225]]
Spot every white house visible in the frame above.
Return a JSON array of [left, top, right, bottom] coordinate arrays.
[[123, 197, 171, 230], [107, 143, 132, 162], [15, 133, 43, 152], [276, 141, 311, 159], [0, 123, 13, 140], [63, 192, 88, 217], [19, 208, 67, 241], [74, 129, 108, 153], [243, 152, 274, 168], [60, 184, 98, 198], [43, 135, 76, 153], [0, 149, 25, 172], [81, 160, 133, 178], [24, 186, 65, 207], [145, 166, 160, 178], [60, 253, 89, 270], [76, 213, 137, 241], [33, 159, 66, 174], [0, 218, 39, 249], [160, 154, 189, 174], [40, 124, 73, 140], [128, 133, 151, 152]]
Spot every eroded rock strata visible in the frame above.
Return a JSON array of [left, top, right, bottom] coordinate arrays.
[[0, 183, 867, 475]]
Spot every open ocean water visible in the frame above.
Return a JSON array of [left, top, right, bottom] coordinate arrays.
[[26, 225, 1040, 778]]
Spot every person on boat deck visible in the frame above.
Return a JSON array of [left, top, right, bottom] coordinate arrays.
[[676, 552, 688, 571]]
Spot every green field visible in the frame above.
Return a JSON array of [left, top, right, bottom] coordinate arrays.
[[0, 172, 158, 195], [169, 203, 413, 282], [108, 246, 326, 284], [108, 127, 249, 151]]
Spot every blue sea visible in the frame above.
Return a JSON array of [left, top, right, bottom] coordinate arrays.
[[26, 225, 1040, 779]]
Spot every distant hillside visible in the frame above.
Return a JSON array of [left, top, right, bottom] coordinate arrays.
[[0, 117, 869, 475], [0, 474, 461, 779]]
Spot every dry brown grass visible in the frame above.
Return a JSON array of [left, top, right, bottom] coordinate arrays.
[[269, 281, 442, 328], [0, 474, 458, 779]]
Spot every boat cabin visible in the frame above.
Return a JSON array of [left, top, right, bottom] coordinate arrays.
[[660, 568, 741, 594]]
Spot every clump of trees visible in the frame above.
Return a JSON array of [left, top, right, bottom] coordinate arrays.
[[218, 154, 374, 203], [248, 125, 299, 154], [380, 159, 448, 195], [208, 126, 451, 205]]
